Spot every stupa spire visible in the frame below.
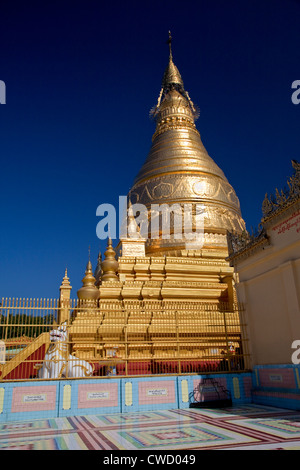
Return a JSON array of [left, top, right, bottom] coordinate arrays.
[[131, 34, 246, 255], [151, 32, 198, 121], [61, 268, 71, 288], [59, 268, 72, 324], [101, 238, 119, 281], [162, 31, 184, 91], [94, 251, 102, 286], [167, 30, 173, 60], [77, 250, 100, 302]]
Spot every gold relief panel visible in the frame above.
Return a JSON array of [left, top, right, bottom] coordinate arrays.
[[192, 177, 240, 208], [132, 173, 241, 212], [203, 232, 227, 247], [152, 182, 174, 199], [193, 178, 214, 197], [207, 206, 245, 232]]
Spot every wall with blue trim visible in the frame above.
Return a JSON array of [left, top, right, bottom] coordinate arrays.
[[2, 366, 299, 422], [252, 364, 300, 411], [0, 372, 252, 422]]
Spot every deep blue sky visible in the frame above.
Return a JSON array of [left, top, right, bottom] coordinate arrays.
[[0, 0, 299, 299]]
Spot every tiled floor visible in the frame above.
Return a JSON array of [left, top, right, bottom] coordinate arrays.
[[1, 405, 300, 450]]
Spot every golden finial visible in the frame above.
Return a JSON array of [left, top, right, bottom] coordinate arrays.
[[77, 256, 100, 301], [86, 246, 93, 272], [167, 30, 173, 59], [61, 268, 71, 287], [94, 250, 102, 286], [162, 31, 184, 90], [101, 238, 119, 281], [59, 267, 72, 323]]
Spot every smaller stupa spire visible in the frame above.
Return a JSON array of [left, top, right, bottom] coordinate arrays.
[[151, 32, 186, 119], [59, 267, 72, 324], [77, 250, 100, 302], [101, 238, 119, 281], [150, 32, 199, 122], [94, 251, 102, 286], [61, 268, 71, 287], [162, 31, 184, 91]]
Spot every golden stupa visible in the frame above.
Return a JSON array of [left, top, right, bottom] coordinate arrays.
[[77, 258, 100, 302], [130, 33, 245, 255], [69, 34, 246, 373]]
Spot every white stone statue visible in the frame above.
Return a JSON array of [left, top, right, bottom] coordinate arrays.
[[37, 322, 93, 379]]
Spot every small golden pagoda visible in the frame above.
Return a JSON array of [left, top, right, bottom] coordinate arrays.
[[77, 258, 100, 302], [69, 34, 247, 373]]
